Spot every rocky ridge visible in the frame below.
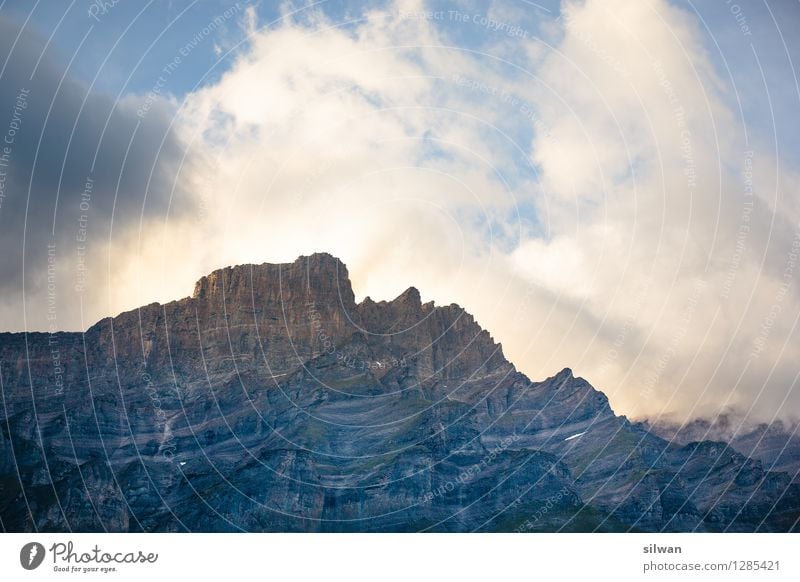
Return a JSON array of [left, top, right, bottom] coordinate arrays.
[[1, 253, 798, 532]]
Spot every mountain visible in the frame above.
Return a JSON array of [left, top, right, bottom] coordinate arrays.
[[641, 415, 800, 483], [1, 253, 798, 532]]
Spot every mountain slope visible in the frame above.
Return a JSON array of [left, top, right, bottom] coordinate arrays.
[[641, 416, 800, 484], [1, 253, 798, 531]]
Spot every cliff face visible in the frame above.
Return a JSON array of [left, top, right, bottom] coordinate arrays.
[[1, 253, 798, 532]]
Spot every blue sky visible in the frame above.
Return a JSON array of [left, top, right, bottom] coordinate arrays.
[[0, 0, 249, 96], [3, 0, 798, 163]]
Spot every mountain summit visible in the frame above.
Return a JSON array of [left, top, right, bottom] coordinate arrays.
[[1, 254, 798, 531]]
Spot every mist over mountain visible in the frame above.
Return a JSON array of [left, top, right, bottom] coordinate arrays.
[[1, 254, 798, 532], [641, 414, 800, 483]]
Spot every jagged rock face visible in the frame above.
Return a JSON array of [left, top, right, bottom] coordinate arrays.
[[1, 254, 798, 532]]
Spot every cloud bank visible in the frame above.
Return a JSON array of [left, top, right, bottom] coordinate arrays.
[[0, 15, 196, 331], [2, 0, 799, 424]]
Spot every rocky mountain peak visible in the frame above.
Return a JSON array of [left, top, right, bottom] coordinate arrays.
[[192, 253, 353, 304], [395, 286, 422, 307], [553, 367, 574, 382], [3, 253, 798, 532]]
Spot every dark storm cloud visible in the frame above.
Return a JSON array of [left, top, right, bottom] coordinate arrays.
[[0, 16, 193, 306]]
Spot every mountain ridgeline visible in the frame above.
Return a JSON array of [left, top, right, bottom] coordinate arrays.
[[1, 253, 798, 532]]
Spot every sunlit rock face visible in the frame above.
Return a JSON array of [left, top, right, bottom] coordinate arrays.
[[1, 254, 798, 531]]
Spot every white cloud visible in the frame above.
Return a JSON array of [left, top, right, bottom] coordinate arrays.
[[31, 0, 799, 424]]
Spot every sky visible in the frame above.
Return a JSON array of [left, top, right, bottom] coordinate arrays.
[[0, 0, 799, 426]]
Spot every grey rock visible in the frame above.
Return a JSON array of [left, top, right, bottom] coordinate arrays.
[[1, 254, 798, 531]]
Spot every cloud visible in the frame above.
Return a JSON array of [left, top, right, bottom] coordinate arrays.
[[0, 15, 196, 331], [2, 0, 799, 424], [516, 0, 800, 423]]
